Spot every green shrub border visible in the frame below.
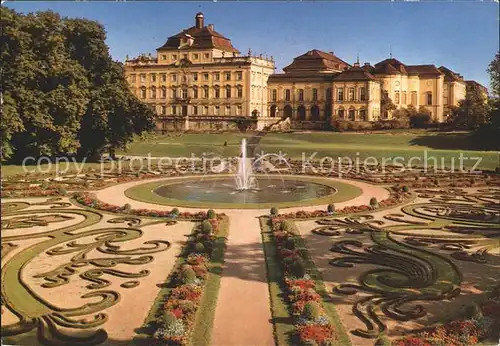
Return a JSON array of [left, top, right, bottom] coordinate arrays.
[[260, 216, 351, 346]]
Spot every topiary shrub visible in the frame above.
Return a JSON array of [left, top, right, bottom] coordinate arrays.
[[56, 187, 68, 196], [369, 197, 378, 209], [463, 302, 483, 320], [327, 204, 335, 214], [402, 185, 410, 193], [302, 301, 321, 321], [171, 208, 180, 216], [289, 258, 306, 278], [40, 181, 49, 189], [180, 267, 197, 284], [270, 207, 278, 216], [194, 242, 206, 254], [285, 238, 296, 250], [207, 209, 216, 219], [122, 203, 132, 213], [201, 220, 213, 234], [223, 141, 228, 147], [163, 311, 177, 327]]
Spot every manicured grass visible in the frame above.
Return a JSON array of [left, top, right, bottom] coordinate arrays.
[[124, 175, 363, 209], [259, 217, 295, 346], [190, 216, 229, 345]]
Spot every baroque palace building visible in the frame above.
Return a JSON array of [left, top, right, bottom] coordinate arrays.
[[125, 12, 486, 131]]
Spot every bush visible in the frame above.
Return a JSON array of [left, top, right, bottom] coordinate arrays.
[[206, 209, 216, 219], [40, 181, 49, 189], [402, 185, 410, 193], [410, 113, 431, 128], [285, 238, 296, 250], [181, 267, 197, 284], [194, 242, 206, 253], [369, 197, 378, 208], [281, 220, 292, 232], [464, 302, 483, 320], [327, 204, 335, 213], [289, 258, 306, 278], [56, 187, 68, 196], [302, 301, 321, 321], [201, 220, 213, 234], [122, 203, 132, 212], [223, 141, 228, 147], [163, 311, 177, 327], [270, 207, 278, 216], [171, 208, 180, 216]]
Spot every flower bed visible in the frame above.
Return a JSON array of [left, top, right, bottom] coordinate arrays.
[[73, 192, 224, 221], [151, 213, 226, 345], [392, 286, 500, 346], [268, 217, 338, 345], [277, 185, 413, 219]]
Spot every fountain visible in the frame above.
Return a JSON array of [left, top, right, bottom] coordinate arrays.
[[234, 138, 257, 190]]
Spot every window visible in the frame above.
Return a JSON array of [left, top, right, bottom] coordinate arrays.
[[192, 105, 198, 115], [140, 87, 146, 99], [337, 88, 344, 101], [359, 87, 366, 101], [348, 108, 355, 120], [426, 92, 432, 105], [225, 72, 231, 81], [161, 55, 167, 60], [237, 86, 243, 98], [161, 86, 166, 99], [171, 105, 177, 115], [182, 88, 188, 99], [411, 91, 417, 105], [171, 74, 177, 82], [140, 74, 146, 83], [359, 109, 367, 121], [395, 91, 400, 104], [204, 53, 210, 59], [338, 108, 344, 118], [193, 53, 199, 60], [236, 71, 242, 80], [402, 92, 407, 105], [272, 89, 277, 102], [285, 89, 291, 101], [193, 86, 198, 99], [183, 54, 188, 59], [348, 88, 355, 101], [182, 75, 187, 83], [214, 105, 220, 115], [172, 87, 177, 98], [203, 73, 209, 81], [312, 88, 318, 102], [161, 73, 167, 82], [161, 105, 166, 115], [444, 96, 449, 105], [150, 86, 156, 99], [203, 106, 208, 115], [298, 89, 304, 102], [192, 73, 198, 81], [203, 86, 209, 98], [236, 105, 242, 116], [326, 88, 332, 101], [151, 74, 156, 82], [214, 86, 220, 98], [214, 72, 220, 81], [172, 54, 177, 61], [226, 85, 231, 98], [225, 105, 231, 115], [130, 74, 136, 83]]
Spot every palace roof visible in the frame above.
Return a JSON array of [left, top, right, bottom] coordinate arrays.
[[438, 66, 465, 82], [334, 64, 378, 81], [282, 49, 351, 74]]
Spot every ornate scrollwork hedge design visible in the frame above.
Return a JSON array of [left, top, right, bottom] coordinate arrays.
[[1, 199, 172, 345]]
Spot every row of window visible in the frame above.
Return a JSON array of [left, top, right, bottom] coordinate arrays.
[[336, 87, 368, 102], [389, 91, 432, 105], [271, 88, 333, 102], [158, 104, 243, 116], [160, 52, 210, 62], [138, 85, 244, 99], [130, 71, 243, 84], [337, 108, 368, 121]]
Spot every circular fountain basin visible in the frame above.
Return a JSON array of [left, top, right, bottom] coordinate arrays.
[[124, 175, 363, 209]]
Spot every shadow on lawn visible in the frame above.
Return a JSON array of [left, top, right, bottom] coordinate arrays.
[[408, 132, 478, 150]]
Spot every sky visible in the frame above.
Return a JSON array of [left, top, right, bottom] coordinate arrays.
[[5, 1, 499, 88]]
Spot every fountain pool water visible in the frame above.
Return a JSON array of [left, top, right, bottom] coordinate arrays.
[[234, 138, 257, 190]]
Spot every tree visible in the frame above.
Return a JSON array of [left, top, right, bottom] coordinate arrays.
[[487, 51, 500, 98], [381, 91, 396, 119], [409, 107, 432, 128], [0, 8, 154, 162], [450, 92, 490, 129]]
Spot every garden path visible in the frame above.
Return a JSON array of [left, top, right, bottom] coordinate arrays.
[[210, 209, 275, 346]]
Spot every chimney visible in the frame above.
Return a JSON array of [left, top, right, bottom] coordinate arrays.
[[195, 12, 204, 29], [208, 24, 214, 31], [364, 62, 371, 66], [329, 51, 334, 55]]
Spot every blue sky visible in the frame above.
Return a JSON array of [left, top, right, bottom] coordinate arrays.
[[6, 1, 499, 88]]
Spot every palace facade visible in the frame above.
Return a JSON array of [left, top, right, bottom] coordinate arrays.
[[124, 12, 487, 131]]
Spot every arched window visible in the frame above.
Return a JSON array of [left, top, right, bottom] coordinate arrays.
[[193, 86, 198, 99], [172, 87, 177, 98], [252, 109, 259, 118], [348, 88, 355, 101], [226, 85, 231, 98], [348, 108, 355, 121], [161, 86, 166, 99], [203, 86, 209, 98], [182, 88, 188, 99], [236, 86, 243, 98], [311, 105, 320, 121], [298, 89, 304, 102], [297, 105, 306, 120], [214, 85, 220, 98], [284, 105, 292, 119], [359, 109, 367, 121], [270, 105, 277, 118], [338, 108, 345, 119], [151, 86, 156, 99], [140, 87, 146, 99], [394, 91, 400, 104]]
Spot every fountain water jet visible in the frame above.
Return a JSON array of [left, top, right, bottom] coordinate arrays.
[[234, 138, 257, 190]]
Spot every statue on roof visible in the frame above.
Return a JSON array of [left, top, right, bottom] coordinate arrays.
[[247, 48, 252, 57]]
